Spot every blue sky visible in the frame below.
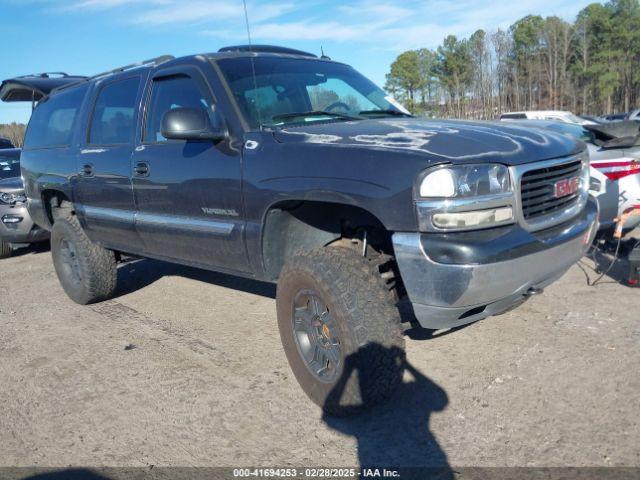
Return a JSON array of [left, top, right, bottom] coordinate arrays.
[[1, 0, 595, 124]]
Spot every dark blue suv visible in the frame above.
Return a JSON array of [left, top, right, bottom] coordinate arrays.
[[14, 46, 598, 413]]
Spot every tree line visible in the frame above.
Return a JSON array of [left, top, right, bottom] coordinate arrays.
[[0, 123, 26, 148], [384, 0, 640, 119]]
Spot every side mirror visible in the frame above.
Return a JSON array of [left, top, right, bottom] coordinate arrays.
[[160, 107, 226, 142]]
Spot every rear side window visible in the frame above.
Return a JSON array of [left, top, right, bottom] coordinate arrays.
[[24, 85, 88, 150], [89, 77, 140, 145], [144, 75, 218, 143]]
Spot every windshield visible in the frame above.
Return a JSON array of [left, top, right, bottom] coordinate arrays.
[[545, 122, 595, 144], [216, 57, 405, 128], [0, 155, 20, 179]]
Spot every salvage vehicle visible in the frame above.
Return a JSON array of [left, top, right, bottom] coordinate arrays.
[[0, 74, 83, 259], [507, 119, 640, 234], [500, 110, 597, 125], [0, 148, 49, 258], [11, 47, 598, 413]]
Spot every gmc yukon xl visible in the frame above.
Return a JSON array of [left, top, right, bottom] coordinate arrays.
[[16, 46, 598, 413]]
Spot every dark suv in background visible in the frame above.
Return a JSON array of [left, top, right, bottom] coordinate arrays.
[[0, 147, 49, 258], [0, 74, 84, 258], [16, 46, 598, 413]]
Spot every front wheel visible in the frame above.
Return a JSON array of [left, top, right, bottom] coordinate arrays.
[[51, 215, 117, 304], [276, 247, 405, 415]]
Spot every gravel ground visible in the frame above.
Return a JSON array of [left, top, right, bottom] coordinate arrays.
[[0, 240, 638, 469]]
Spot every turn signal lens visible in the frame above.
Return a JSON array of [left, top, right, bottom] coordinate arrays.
[[432, 207, 514, 229]]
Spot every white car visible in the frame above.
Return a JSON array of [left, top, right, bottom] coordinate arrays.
[[500, 110, 598, 126], [505, 120, 640, 234], [627, 109, 640, 121]]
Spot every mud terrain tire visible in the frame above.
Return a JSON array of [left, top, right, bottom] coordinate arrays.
[[277, 247, 405, 415], [51, 215, 117, 305]]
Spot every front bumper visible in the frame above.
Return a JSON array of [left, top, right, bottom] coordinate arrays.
[[393, 197, 599, 329], [0, 203, 49, 244]]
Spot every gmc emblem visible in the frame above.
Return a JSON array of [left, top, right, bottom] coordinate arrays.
[[554, 177, 580, 198]]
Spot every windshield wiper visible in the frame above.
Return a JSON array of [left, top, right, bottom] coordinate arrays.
[[268, 110, 360, 124], [358, 109, 413, 117]]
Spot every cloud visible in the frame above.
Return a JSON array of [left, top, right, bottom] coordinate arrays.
[[27, 0, 594, 51], [129, 1, 295, 26], [33, 0, 295, 26]]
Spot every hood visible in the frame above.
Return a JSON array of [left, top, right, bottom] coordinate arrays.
[[0, 176, 24, 192], [586, 120, 640, 139], [0, 148, 21, 159], [271, 118, 583, 166]]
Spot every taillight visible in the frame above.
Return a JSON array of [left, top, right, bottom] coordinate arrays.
[[591, 158, 640, 181]]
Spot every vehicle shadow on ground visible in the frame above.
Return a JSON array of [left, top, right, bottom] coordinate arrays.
[[7, 240, 50, 258], [20, 469, 111, 480], [115, 258, 276, 299], [322, 344, 453, 477], [578, 238, 639, 286]]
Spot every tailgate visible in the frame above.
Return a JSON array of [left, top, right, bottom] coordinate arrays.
[[0, 72, 86, 102]]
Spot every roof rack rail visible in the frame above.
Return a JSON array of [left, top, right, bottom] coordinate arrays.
[[85, 54, 175, 83], [15, 72, 77, 79], [218, 45, 317, 58], [52, 55, 175, 94]]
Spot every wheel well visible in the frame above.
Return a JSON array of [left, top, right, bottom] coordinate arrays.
[[42, 190, 72, 226], [262, 200, 393, 280]]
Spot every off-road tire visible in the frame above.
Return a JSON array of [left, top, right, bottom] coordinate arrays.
[[0, 240, 12, 259], [276, 247, 405, 416], [51, 198, 74, 222], [51, 214, 117, 305]]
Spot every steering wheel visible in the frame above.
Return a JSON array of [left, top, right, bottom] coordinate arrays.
[[324, 101, 351, 113]]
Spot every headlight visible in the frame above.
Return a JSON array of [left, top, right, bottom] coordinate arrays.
[[416, 164, 515, 231], [419, 164, 511, 198], [0, 191, 27, 205]]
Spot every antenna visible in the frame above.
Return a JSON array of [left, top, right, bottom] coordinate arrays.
[[241, 0, 253, 46], [320, 46, 331, 60], [242, 0, 262, 127]]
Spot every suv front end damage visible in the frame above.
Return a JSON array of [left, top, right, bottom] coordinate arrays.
[[394, 153, 599, 329]]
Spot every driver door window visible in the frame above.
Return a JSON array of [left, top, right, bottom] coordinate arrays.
[[144, 75, 220, 143]]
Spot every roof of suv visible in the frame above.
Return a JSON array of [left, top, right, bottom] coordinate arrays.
[[1, 46, 335, 102], [63, 46, 333, 92]]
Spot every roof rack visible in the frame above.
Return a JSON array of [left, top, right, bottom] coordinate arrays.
[[86, 54, 175, 82], [14, 72, 80, 79], [53, 54, 175, 93], [218, 45, 317, 58]]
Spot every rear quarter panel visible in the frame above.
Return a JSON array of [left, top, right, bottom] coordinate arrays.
[[22, 148, 79, 229]]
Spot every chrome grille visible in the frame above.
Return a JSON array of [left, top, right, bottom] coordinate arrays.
[[520, 159, 582, 220]]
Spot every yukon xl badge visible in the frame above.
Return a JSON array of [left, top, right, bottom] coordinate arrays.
[[202, 207, 239, 217], [554, 177, 580, 199]]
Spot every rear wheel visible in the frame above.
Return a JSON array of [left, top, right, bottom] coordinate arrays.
[[276, 247, 405, 415], [51, 214, 117, 304], [0, 240, 12, 259]]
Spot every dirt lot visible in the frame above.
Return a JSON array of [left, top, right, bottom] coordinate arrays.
[[0, 240, 639, 469]]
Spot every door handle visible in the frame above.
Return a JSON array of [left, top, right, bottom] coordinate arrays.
[[80, 164, 94, 176], [134, 162, 149, 176]]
